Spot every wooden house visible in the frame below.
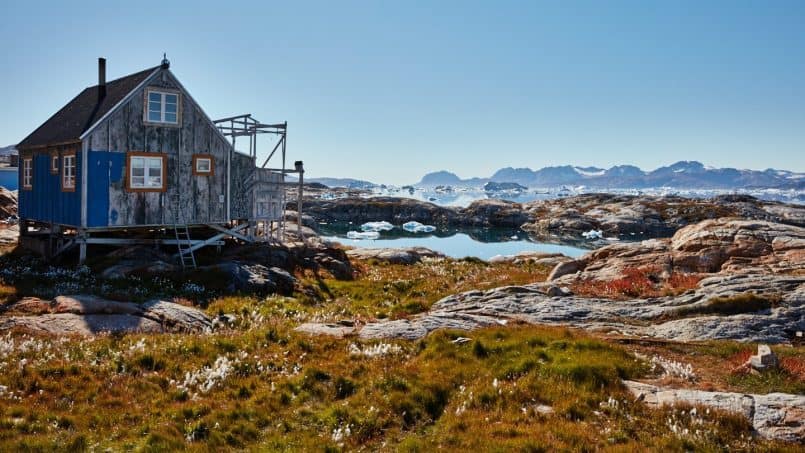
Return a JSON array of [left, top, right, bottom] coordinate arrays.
[[16, 57, 301, 264]]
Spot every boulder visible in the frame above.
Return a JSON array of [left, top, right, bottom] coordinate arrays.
[[0, 295, 211, 335], [488, 251, 572, 268], [99, 246, 176, 279], [200, 262, 296, 296], [0, 187, 17, 219], [0, 224, 18, 246], [748, 344, 779, 371], [345, 247, 444, 264]]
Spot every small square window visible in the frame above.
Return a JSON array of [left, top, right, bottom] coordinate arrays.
[[193, 154, 214, 176]]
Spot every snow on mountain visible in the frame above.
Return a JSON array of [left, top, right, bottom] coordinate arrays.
[[573, 166, 606, 177]]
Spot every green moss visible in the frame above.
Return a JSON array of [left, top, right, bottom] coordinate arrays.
[[674, 293, 779, 318]]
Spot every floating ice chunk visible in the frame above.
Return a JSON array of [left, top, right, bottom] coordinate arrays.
[[347, 231, 380, 240], [582, 229, 603, 240], [403, 221, 436, 233], [361, 221, 394, 232]]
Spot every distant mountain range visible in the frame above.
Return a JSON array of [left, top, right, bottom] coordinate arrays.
[[0, 145, 17, 156], [415, 161, 805, 190], [305, 177, 377, 189]]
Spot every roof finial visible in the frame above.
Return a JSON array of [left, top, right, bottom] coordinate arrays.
[[161, 53, 170, 69]]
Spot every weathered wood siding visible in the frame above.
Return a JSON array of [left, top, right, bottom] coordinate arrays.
[[230, 152, 253, 219], [85, 69, 231, 227]]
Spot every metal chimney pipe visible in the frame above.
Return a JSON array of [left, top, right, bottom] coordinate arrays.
[[98, 58, 107, 98]]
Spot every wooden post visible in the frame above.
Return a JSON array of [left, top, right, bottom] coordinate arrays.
[[78, 232, 87, 265], [295, 160, 304, 242]]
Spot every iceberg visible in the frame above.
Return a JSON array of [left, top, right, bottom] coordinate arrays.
[[403, 221, 436, 233], [347, 231, 380, 240], [581, 229, 603, 240], [360, 221, 394, 232]]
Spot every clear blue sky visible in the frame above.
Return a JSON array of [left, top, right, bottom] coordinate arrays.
[[1, 0, 804, 184]]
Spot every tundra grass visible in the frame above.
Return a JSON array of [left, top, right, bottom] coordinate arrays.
[[296, 257, 552, 319], [0, 256, 800, 450], [0, 324, 789, 451]]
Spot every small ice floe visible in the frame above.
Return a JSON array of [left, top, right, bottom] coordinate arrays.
[[360, 221, 394, 232], [510, 235, 518, 240], [605, 237, 620, 241], [403, 221, 436, 233], [581, 229, 603, 240], [346, 231, 380, 240]]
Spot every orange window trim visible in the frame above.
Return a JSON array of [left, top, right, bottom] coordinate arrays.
[[125, 151, 168, 193], [192, 154, 215, 176]]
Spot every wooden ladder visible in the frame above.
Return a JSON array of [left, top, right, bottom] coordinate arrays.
[[171, 193, 197, 269]]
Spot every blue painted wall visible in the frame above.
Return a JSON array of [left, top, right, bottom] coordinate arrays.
[[18, 153, 81, 226], [87, 151, 111, 228]]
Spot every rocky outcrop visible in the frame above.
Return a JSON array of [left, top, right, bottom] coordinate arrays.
[[290, 197, 457, 227], [0, 295, 212, 335], [345, 247, 444, 264], [296, 273, 804, 343], [522, 194, 805, 242], [459, 199, 530, 227], [0, 187, 16, 219], [99, 247, 177, 279], [0, 224, 18, 246], [488, 251, 572, 268], [199, 262, 297, 296], [297, 194, 805, 243], [549, 219, 805, 282], [624, 380, 805, 442]]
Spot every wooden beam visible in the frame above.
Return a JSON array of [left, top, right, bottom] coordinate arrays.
[[85, 238, 224, 246], [207, 223, 252, 243], [175, 223, 250, 257]]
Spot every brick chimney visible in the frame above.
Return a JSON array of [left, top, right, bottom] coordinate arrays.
[[98, 57, 107, 99]]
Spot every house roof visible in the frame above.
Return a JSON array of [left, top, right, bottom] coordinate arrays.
[[18, 66, 160, 149]]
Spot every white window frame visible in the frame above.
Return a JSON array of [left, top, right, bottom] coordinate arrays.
[[195, 157, 211, 174], [50, 154, 59, 174], [145, 89, 180, 125], [129, 155, 165, 190], [62, 154, 76, 190], [22, 157, 33, 189]]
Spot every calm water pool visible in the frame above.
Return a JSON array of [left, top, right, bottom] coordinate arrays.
[[322, 232, 588, 260], [0, 168, 17, 191]]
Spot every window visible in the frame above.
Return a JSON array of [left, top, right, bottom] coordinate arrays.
[[127, 152, 167, 192], [62, 153, 76, 191], [192, 154, 214, 176], [145, 89, 179, 124], [50, 153, 59, 174], [22, 157, 33, 190]]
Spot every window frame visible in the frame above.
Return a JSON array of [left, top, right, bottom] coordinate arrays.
[[126, 151, 168, 192], [50, 151, 59, 175], [61, 151, 77, 192], [22, 156, 33, 190], [192, 154, 214, 176], [143, 88, 181, 126]]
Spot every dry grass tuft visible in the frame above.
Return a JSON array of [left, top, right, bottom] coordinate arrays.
[[571, 267, 703, 300]]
